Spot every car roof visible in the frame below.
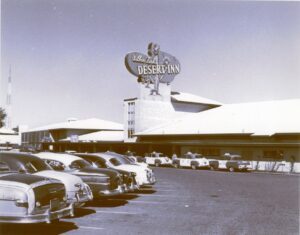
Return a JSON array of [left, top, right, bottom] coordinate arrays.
[[34, 152, 84, 166], [0, 151, 42, 163]]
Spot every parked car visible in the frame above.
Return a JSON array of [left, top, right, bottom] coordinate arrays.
[[0, 152, 93, 209], [173, 152, 210, 170], [85, 152, 156, 187], [209, 153, 252, 172], [125, 151, 148, 165], [73, 153, 138, 192], [34, 152, 124, 198], [0, 171, 72, 223], [144, 152, 173, 167]]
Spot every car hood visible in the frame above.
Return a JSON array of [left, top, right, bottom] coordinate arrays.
[[68, 167, 117, 177], [33, 170, 83, 191], [113, 164, 146, 173]]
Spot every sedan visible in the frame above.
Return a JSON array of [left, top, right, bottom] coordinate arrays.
[[73, 153, 139, 192], [34, 152, 124, 198], [0, 152, 93, 210], [0, 171, 72, 223]]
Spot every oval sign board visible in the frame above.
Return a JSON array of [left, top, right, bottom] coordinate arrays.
[[125, 45, 180, 84]]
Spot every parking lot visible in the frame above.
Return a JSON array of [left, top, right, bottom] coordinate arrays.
[[0, 167, 299, 235]]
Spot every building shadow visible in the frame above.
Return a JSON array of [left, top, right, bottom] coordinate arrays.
[[0, 221, 78, 235]]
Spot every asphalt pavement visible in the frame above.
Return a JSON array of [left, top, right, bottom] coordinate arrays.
[[0, 167, 299, 235]]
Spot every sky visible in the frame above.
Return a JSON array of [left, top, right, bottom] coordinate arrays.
[[1, 0, 300, 128]]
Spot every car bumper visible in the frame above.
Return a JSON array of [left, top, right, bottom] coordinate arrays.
[[0, 203, 73, 224], [95, 185, 124, 197], [143, 175, 156, 185], [238, 165, 252, 170]]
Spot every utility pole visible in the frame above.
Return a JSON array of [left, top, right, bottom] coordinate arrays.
[[6, 66, 12, 129]]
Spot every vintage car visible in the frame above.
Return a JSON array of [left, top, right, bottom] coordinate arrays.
[[0, 152, 93, 209], [209, 153, 252, 172], [84, 152, 155, 187], [173, 152, 210, 170], [124, 151, 148, 167], [144, 152, 173, 167], [74, 153, 138, 192], [0, 171, 72, 223], [34, 152, 124, 198]]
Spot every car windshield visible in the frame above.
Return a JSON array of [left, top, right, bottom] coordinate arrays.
[[93, 160, 107, 168], [109, 158, 123, 166], [69, 160, 91, 169], [194, 154, 202, 159], [22, 159, 52, 173]]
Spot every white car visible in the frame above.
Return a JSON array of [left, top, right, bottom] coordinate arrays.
[[0, 172, 73, 223], [0, 152, 93, 210], [172, 152, 210, 170], [92, 152, 156, 187], [127, 156, 149, 168], [144, 152, 173, 167]]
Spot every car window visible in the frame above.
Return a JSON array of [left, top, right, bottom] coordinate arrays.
[[194, 154, 202, 159], [22, 159, 52, 173], [69, 160, 91, 169], [94, 160, 106, 168], [45, 159, 65, 171], [109, 158, 122, 166]]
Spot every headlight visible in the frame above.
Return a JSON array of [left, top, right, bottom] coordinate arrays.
[[15, 199, 29, 208]]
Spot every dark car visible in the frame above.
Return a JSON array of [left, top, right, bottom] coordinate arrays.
[[34, 152, 125, 198], [74, 153, 138, 192]]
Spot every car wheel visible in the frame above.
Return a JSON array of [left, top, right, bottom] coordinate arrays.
[[155, 162, 160, 167], [229, 167, 235, 172], [191, 164, 197, 170]]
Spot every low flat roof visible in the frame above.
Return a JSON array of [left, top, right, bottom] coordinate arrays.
[[136, 99, 300, 136], [25, 118, 124, 132]]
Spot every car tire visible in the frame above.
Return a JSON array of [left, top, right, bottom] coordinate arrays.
[[229, 167, 235, 172], [191, 164, 197, 170]]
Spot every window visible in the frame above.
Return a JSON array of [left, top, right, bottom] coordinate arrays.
[[263, 150, 284, 160], [45, 159, 65, 171], [200, 148, 220, 157]]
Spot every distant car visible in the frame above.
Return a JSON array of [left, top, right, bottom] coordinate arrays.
[[125, 152, 147, 165], [209, 154, 252, 172], [0, 152, 93, 209], [73, 153, 139, 192], [86, 152, 156, 187], [173, 152, 210, 170], [0, 171, 72, 223], [34, 152, 124, 198], [144, 152, 173, 167], [127, 156, 149, 168]]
